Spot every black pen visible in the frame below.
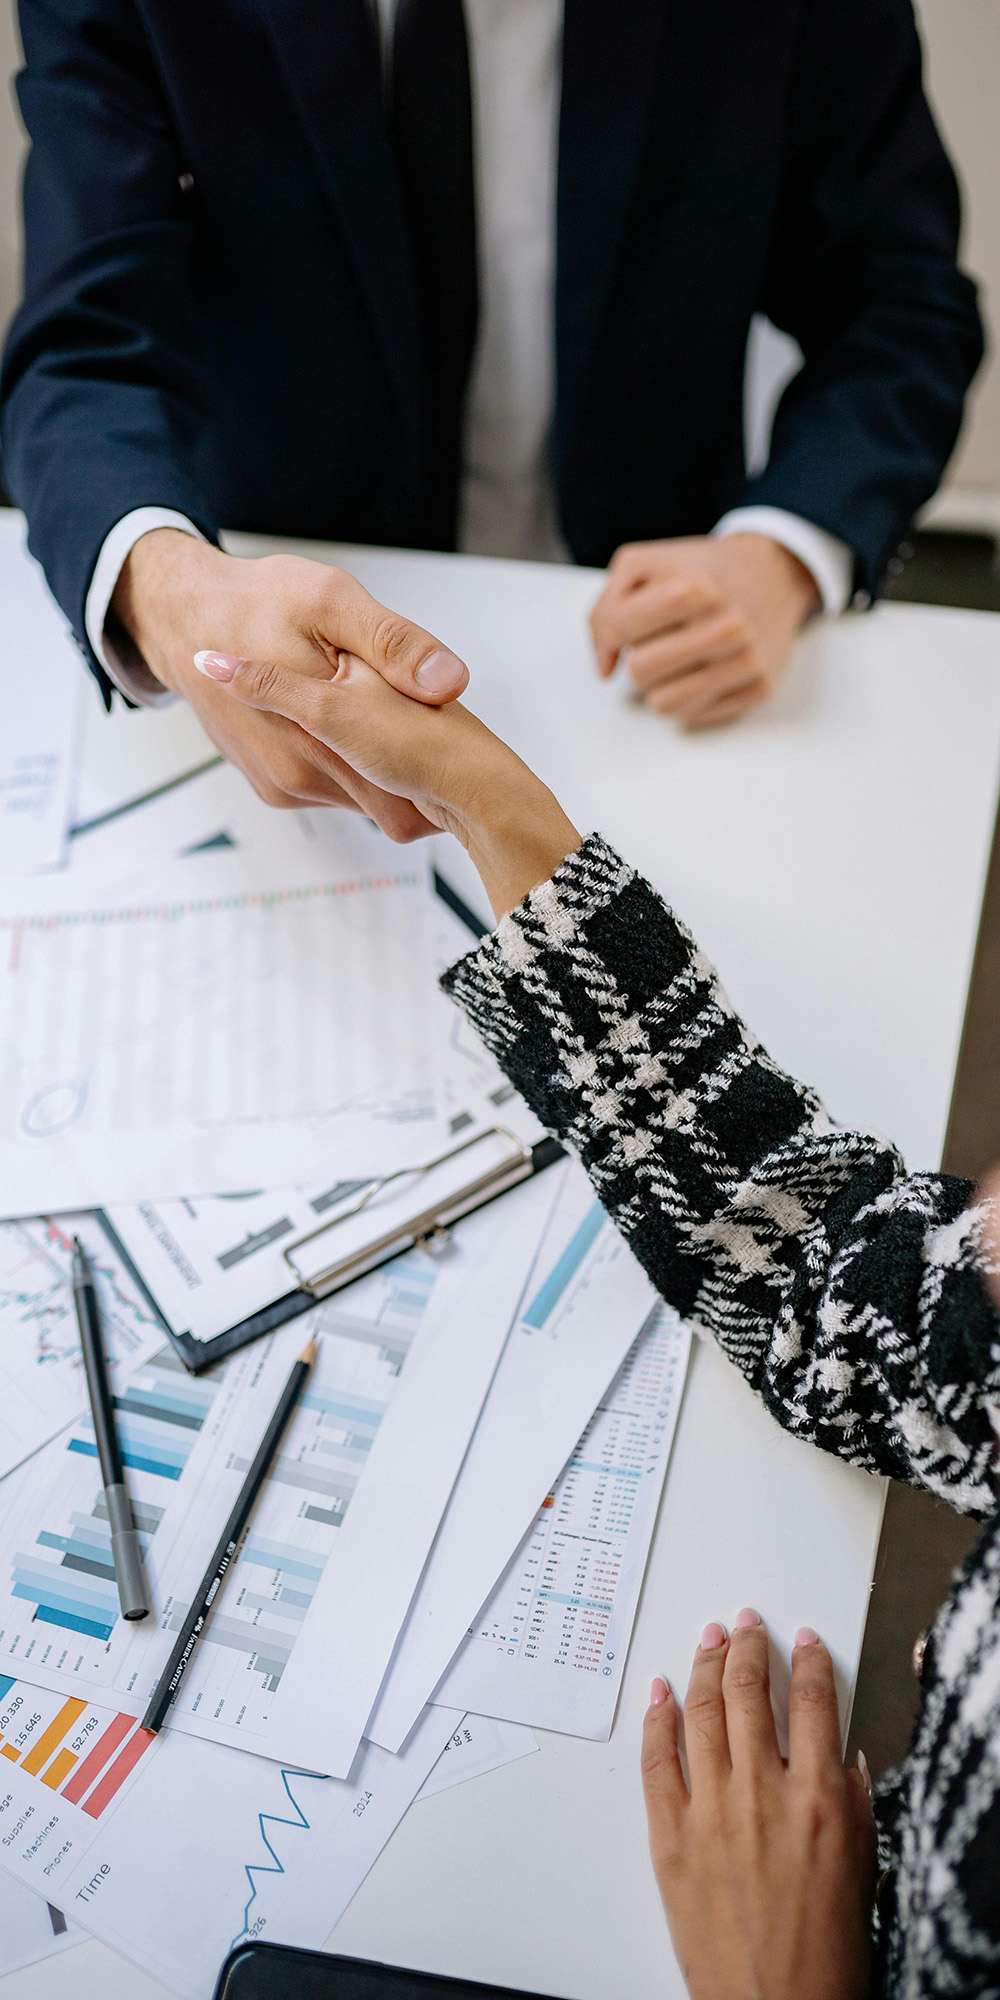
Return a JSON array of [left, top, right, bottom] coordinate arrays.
[[141, 1333, 318, 1733], [71, 1238, 150, 1622]]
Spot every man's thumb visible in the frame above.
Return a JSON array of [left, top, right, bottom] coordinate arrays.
[[327, 572, 469, 705]]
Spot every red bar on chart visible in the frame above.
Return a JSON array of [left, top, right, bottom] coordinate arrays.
[[61, 1713, 134, 1806], [81, 1726, 155, 1819]]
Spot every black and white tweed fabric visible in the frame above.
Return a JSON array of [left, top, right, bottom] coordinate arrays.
[[441, 832, 1000, 1997]]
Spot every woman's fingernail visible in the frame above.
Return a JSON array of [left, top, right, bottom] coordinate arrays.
[[193, 650, 242, 682], [794, 1626, 819, 1648], [414, 648, 466, 694], [855, 1748, 872, 1796], [649, 1677, 670, 1706], [701, 1622, 726, 1651], [734, 1607, 760, 1630]]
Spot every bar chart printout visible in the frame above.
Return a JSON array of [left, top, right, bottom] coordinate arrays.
[[439, 1302, 692, 1738], [0, 1677, 154, 1820]]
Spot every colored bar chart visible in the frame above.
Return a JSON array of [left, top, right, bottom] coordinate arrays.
[[0, 1676, 154, 1817], [521, 1202, 605, 1329]]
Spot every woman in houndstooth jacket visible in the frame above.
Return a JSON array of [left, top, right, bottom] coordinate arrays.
[[202, 645, 1000, 2000]]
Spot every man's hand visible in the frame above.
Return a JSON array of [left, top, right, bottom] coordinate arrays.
[[590, 533, 820, 728], [111, 530, 469, 839], [642, 1612, 876, 2000]]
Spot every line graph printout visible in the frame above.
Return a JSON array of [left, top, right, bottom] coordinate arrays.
[[0, 1670, 458, 2000], [0, 1182, 557, 1778], [367, 1163, 664, 1754], [0, 814, 445, 1216], [437, 1304, 691, 1738], [0, 1211, 165, 1477]]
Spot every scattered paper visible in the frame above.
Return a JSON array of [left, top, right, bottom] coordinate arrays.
[[417, 1712, 537, 1800], [0, 1210, 166, 1478], [367, 1163, 661, 1753], [0, 1873, 82, 1977], [0, 1180, 558, 1780], [0, 526, 84, 877], [0, 814, 446, 1217], [437, 1304, 691, 1738], [0, 1669, 458, 2000]]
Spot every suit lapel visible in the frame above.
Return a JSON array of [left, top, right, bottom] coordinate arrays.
[[557, 0, 668, 427], [257, 0, 421, 447]]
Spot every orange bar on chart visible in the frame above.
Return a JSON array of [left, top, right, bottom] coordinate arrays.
[[41, 1748, 77, 1790], [61, 1712, 134, 1806], [81, 1727, 154, 1820], [1, 1744, 18, 1761], [21, 1699, 87, 1777]]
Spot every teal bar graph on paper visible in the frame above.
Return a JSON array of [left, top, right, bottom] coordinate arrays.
[[522, 1203, 605, 1329]]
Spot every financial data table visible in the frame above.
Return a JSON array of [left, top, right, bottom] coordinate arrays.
[[5, 534, 1000, 2000]]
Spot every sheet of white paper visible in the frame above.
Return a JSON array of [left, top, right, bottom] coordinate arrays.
[[0, 1181, 557, 1780], [367, 1163, 661, 1753], [0, 528, 84, 876], [0, 1211, 166, 1478], [0, 1873, 83, 1977], [436, 1305, 691, 1738], [0, 1670, 458, 2000], [416, 1712, 537, 1800], [0, 814, 447, 1216]]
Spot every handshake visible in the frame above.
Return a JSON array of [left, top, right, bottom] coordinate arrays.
[[113, 524, 817, 907]]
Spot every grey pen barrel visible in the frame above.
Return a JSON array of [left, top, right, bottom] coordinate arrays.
[[105, 1483, 151, 1622], [71, 1239, 150, 1622]]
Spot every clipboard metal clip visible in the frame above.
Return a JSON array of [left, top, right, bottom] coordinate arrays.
[[283, 1125, 536, 1299]]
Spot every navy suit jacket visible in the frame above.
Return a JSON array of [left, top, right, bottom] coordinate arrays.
[[0, 0, 984, 703]]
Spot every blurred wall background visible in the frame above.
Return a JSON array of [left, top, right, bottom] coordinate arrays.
[[0, 0, 997, 509]]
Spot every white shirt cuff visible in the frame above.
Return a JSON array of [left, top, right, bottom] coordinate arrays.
[[85, 507, 207, 705], [712, 507, 853, 616]]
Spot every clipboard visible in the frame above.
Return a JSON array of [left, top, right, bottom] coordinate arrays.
[[98, 873, 564, 1373]]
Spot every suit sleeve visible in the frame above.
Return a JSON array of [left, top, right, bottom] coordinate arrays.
[[442, 835, 1000, 1516], [0, 0, 221, 702], [744, 0, 984, 597]]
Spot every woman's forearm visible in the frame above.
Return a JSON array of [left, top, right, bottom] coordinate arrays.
[[443, 834, 1000, 1516]]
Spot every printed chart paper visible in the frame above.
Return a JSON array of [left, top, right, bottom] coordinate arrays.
[[0, 526, 84, 877], [0, 815, 445, 1216], [0, 1210, 165, 1478], [437, 1304, 691, 1737], [367, 1164, 661, 1753], [0, 1184, 556, 1779], [0, 1672, 458, 1999]]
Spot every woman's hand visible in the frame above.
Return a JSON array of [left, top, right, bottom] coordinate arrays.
[[590, 534, 819, 728], [111, 530, 470, 838], [197, 645, 581, 917], [642, 1612, 877, 2000]]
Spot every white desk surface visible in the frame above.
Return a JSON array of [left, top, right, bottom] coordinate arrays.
[[5, 533, 1000, 2000]]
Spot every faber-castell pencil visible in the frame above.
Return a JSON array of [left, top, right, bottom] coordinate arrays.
[[71, 1237, 150, 1622], [141, 1334, 318, 1732]]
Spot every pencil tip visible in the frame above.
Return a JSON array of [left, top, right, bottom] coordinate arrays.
[[298, 1335, 318, 1365]]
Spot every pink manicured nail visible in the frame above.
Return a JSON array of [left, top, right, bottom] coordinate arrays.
[[701, 1623, 726, 1651], [734, 1607, 760, 1630], [414, 648, 467, 695], [649, 1677, 669, 1706], [193, 650, 242, 682], [794, 1626, 819, 1648], [856, 1748, 872, 1796]]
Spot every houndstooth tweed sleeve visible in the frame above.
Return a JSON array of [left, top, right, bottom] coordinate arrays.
[[442, 834, 1000, 1516]]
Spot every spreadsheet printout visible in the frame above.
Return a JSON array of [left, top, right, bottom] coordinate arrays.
[[436, 1303, 691, 1737], [0, 814, 445, 1215], [367, 1164, 664, 1753], [0, 1211, 165, 1478], [0, 1671, 458, 1998]]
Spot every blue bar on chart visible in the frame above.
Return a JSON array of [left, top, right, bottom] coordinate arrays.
[[521, 1203, 605, 1330]]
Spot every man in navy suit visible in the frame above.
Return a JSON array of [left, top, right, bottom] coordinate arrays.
[[0, 0, 982, 818]]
